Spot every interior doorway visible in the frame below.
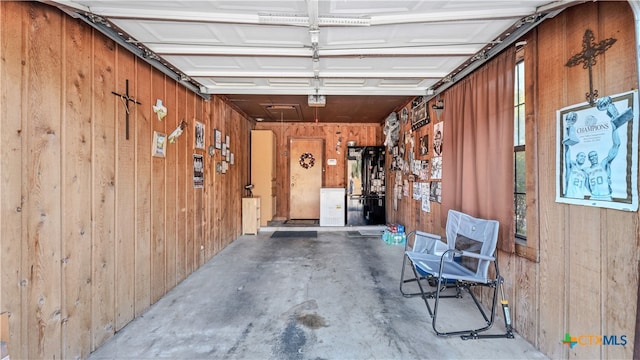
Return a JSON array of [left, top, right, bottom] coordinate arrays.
[[289, 138, 324, 219]]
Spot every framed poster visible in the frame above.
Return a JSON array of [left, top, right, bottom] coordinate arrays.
[[433, 121, 443, 156], [193, 154, 204, 188], [421, 182, 431, 213], [556, 90, 638, 211], [152, 131, 167, 158], [214, 129, 222, 149], [429, 181, 441, 203], [194, 121, 205, 149], [411, 96, 430, 130], [419, 135, 429, 156]]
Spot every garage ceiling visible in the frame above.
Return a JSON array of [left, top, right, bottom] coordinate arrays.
[[49, 0, 577, 123]]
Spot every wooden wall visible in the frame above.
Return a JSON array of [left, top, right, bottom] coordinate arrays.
[[0, 2, 251, 359], [254, 122, 385, 220], [1, 2, 638, 360], [386, 2, 638, 359]]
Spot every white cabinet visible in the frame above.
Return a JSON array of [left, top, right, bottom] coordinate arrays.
[[320, 188, 346, 226]]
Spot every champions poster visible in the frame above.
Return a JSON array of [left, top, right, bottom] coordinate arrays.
[[556, 90, 638, 211]]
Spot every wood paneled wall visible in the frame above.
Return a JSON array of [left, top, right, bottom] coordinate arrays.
[[1, 2, 638, 360], [254, 122, 384, 220], [385, 2, 638, 359], [0, 2, 251, 359]]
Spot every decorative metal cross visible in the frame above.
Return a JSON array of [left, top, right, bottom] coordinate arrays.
[[565, 29, 617, 106], [111, 79, 141, 139]]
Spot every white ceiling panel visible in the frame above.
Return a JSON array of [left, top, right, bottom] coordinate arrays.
[[49, 0, 574, 122]]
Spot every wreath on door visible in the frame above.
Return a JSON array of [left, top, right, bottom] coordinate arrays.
[[299, 152, 315, 169]]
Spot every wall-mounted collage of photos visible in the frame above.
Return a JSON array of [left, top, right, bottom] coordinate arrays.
[[384, 96, 444, 213]]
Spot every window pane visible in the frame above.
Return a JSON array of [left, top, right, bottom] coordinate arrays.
[[517, 62, 525, 103], [517, 106, 526, 145], [514, 107, 519, 143], [515, 151, 526, 193], [515, 194, 527, 237], [513, 59, 526, 241]]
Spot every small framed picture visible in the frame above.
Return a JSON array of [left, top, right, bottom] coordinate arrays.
[[230, 152, 234, 165], [226, 149, 230, 162], [193, 154, 204, 188], [194, 121, 205, 149], [226, 134, 230, 148], [152, 131, 167, 158], [221, 143, 227, 156], [214, 129, 222, 149], [419, 135, 429, 156]]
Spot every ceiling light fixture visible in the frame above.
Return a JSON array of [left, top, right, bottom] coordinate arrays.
[[308, 94, 326, 107], [266, 105, 296, 110], [258, 13, 370, 27]]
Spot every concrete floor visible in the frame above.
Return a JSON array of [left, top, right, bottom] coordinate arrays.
[[88, 227, 549, 360]]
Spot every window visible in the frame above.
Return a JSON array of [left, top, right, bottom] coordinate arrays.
[[514, 57, 526, 240]]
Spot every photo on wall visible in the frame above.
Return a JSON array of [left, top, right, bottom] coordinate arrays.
[[194, 121, 205, 149], [433, 121, 443, 156], [419, 134, 429, 156], [556, 90, 638, 211], [214, 129, 222, 149], [152, 131, 167, 158], [193, 154, 204, 188]]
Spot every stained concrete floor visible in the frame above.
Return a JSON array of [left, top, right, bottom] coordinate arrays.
[[88, 227, 549, 360]]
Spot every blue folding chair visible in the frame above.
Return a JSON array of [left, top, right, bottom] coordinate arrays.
[[400, 210, 514, 340]]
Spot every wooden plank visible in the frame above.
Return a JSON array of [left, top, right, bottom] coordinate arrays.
[[564, 6, 602, 360], [234, 109, 249, 241], [599, 4, 637, 360], [212, 98, 223, 254], [91, 26, 118, 350], [60, 16, 93, 359], [0, 2, 27, 358], [175, 86, 187, 283], [204, 101, 215, 259], [513, 255, 537, 343], [535, 13, 569, 359], [513, 27, 540, 347], [218, 107, 229, 248], [25, 3, 63, 358], [193, 116, 204, 268], [195, 98, 208, 264], [150, 71, 166, 304], [164, 79, 178, 290], [185, 99, 195, 275], [114, 46, 136, 332], [134, 62, 152, 316]]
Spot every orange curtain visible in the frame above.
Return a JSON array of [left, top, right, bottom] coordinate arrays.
[[441, 48, 515, 253]]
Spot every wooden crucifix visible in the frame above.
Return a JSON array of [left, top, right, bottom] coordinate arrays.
[[565, 29, 617, 106], [112, 79, 141, 139]]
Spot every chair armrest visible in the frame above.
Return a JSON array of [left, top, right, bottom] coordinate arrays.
[[457, 250, 496, 262]]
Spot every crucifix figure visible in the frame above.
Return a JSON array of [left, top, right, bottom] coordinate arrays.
[[565, 29, 617, 106], [112, 79, 141, 139]]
